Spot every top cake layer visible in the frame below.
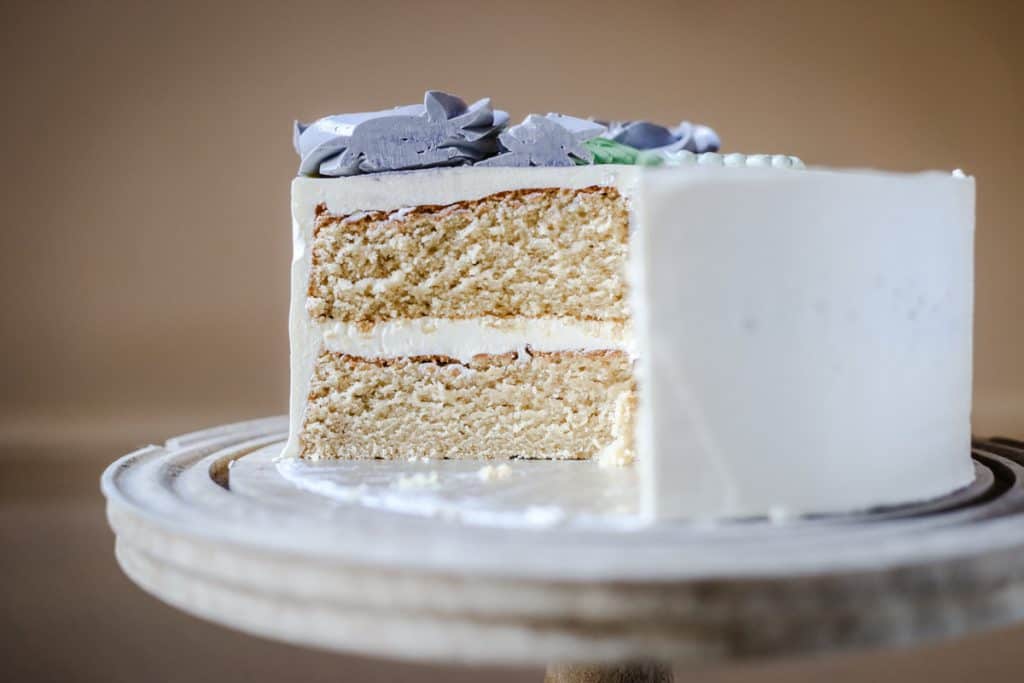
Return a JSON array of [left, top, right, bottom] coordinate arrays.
[[307, 185, 630, 323]]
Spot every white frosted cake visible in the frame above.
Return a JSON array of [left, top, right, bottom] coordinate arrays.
[[284, 91, 975, 519]]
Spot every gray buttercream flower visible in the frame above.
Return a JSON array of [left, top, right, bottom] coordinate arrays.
[[478, 114, 606, 167], [294, 91, 509, 177], [605, 119, 720, 154]]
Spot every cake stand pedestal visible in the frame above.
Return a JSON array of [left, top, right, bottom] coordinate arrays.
[[544, 662, 673, 682], [101, 417, 1024, 682]]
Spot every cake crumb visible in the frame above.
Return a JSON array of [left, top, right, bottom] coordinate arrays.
[[768, 506, 795, 524], [477, 463, 512, 482], [596, 441, 634, 468], [394, 471, 440, 490], [596, 391, 637, 468], [523, 505, 566, 527]]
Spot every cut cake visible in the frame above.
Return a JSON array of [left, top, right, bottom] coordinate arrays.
[[283, 90, 975, 519]]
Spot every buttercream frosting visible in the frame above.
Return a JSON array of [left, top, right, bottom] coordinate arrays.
[[295, 91, 507, 177], [294, 90, 729, 176], [321, 317, 632, 363], [605, 119, 720, 154], [646, 151, 805, 169], [478, 114, 605, 167], [632, 168, 975, 519]]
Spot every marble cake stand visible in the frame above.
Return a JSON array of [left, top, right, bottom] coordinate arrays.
[[101, 416, 1024, 683]]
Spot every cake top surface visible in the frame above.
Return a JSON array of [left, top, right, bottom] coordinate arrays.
[[293, 90, 724, 178]]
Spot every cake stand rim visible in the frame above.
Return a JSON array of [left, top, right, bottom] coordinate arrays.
[[104, 490, 1024, 667], [98, 416, 1024, 667], [98, 416, 1024, 583]]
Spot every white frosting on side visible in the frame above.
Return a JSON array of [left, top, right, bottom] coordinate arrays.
[[322, 317, 631, 362], [633, 167, 975, 520]]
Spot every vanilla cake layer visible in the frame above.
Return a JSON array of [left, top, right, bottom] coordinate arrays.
[[300, 350, 635, 461], [307, 186, 629, 323]]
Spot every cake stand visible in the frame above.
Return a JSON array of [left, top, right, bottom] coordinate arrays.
[[101, 416, 1024, 682]]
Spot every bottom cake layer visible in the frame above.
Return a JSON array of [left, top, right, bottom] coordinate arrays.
[[300, 349, 635, 461]]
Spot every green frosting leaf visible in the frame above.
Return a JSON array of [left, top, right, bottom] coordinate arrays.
[[635, 149, 667, 166], [577, 137, 639, 165], [576, 137, 668, 166]]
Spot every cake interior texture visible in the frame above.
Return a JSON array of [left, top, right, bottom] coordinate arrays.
[[301, 350, 635, 461], [298, 184, 636, 461], [306, 186, 629, 322]]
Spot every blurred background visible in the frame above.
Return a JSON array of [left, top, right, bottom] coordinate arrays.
[[2, 1, 1021, 681]]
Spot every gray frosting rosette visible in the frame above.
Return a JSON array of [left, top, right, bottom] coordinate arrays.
[[477, 114, 607, 167], [293, 91, 726, 175], [603, 120, 720, 154], [294, 91, 508, 177]]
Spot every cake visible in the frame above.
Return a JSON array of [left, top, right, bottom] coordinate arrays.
[[283, 90, 975, 519]]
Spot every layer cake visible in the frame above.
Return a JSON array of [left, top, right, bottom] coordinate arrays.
[[283, 91, 975, 519]]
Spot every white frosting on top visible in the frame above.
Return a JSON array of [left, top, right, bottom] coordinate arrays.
[[322, 317, 631, 363]]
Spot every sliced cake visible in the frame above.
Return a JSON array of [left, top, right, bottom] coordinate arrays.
[[283, 90, 976, 519]]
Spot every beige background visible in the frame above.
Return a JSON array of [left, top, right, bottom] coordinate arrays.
[[1, 1, 1022, 681]]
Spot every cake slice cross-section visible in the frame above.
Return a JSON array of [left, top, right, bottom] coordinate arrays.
[[285, 166, 642, 463]]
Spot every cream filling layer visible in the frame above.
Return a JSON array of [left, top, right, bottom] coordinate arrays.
[[321, 317, 632, 363]]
